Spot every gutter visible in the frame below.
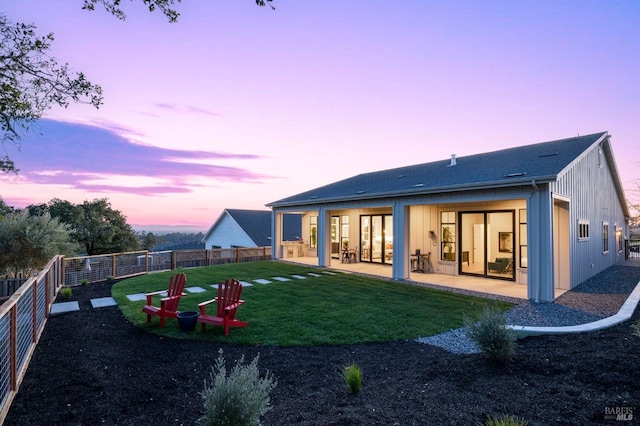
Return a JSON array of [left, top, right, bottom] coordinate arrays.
[[530, 179, 541, 303]]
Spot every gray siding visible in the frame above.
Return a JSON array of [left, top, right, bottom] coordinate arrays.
[[553, 143, 627, 287]]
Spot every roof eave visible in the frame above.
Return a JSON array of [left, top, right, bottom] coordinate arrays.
[[268, 176, 558, 208]]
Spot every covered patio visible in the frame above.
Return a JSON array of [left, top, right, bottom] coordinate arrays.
[[281, 256, 567, 301]]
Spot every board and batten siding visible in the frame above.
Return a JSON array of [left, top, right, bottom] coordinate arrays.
[[552, 141, 627, 288]]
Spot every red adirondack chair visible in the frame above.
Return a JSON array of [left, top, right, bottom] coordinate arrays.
[[141, 273, 187, 327], [197, 278, 249, 336]]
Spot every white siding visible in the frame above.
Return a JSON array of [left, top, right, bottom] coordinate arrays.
[[203, 214, 255, 249]]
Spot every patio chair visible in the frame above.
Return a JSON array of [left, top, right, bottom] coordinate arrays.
[[197, 278, 249, 336], [141, 273, 187, 327]]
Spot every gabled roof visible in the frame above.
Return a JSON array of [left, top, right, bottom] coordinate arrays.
[[268, 132, 613, 208], [202, 209, 302, 245]]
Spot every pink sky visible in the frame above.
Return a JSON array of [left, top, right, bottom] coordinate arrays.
[[1, 1, 639, 231]]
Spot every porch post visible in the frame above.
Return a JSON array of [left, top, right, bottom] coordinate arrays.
[[392, 202, 409, 280], [527, 183, 554, 302], [317, 207, 331, 267], [270, 210, 282, 259]]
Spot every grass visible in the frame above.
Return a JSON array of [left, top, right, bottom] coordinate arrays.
[[112, 261, 513, 346]]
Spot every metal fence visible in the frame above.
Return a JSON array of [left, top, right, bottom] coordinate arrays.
[[0, 246, 271, 423], [62, 247, 272, 286], [630, 240, 640, 260], [0, 256, 64, 424]]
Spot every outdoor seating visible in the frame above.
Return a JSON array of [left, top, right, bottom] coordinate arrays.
[[141, 273, 187, 327], [197, 278, 248, 336]]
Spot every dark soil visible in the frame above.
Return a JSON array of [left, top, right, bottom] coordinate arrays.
[[5, 274, 640, 426]]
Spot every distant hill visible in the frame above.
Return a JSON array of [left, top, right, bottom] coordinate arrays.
[[132, 224, 207, 234]]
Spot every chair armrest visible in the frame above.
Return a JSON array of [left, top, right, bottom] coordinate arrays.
[[223, 300, 245, 312], [144, 289, 167, 305], [198, 297, 219, 315]]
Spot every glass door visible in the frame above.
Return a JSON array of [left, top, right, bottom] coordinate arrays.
[[331, 216, 340, 259], [460, 211, 515, 280], [460, 213, 485, 275], [360, 214, 392, 264]]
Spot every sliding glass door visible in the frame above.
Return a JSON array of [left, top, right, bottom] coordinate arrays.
[[460, 211, 515, 280], [360, 214, 392, 264]]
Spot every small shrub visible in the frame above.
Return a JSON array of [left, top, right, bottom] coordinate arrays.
[[464, 303, 516, 363], [632, 319, 640, 338], [483, 413, 528, 426], [81, 279, 89, 286], [106, 275, 115, 282], [60, 287, 72, 298], [198, 349, 277, 426], [342, 363, 363, 394]]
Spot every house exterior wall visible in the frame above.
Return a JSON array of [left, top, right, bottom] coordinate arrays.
[[552, 142, 628, 288], [203, 214, 255, 249]]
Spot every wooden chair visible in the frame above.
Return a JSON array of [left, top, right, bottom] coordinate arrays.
[[141, 273, 187, 327], [197, 278, 249, 336]]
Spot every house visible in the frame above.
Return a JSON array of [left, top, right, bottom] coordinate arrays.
[[267, 132, 630, 302], [202, 209, 301, 249]]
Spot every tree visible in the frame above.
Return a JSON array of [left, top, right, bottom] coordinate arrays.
[[0, 210, 80, 277], [0, 14, 103, 173], [60, 198, 139, 255], [0, 196, 14, 220], [138, 231, 158, 251]]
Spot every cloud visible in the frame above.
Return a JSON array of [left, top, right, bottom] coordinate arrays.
[[2, 119, 272, 196], [153, 103, 223, 117]]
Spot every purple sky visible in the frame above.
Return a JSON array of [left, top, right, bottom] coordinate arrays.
[[1, 1, 639, 230]]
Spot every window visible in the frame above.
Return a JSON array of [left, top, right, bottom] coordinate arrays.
[[309, 216, 317, 249], [441, 211, 456, 261], [602, 222, 609, 253], [519, 209, 527, 268], [578, 220, 590, 241], [616, 226, 623, 252]]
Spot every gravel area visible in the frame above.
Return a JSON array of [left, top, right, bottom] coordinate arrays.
[[417, 263, 640, 354]]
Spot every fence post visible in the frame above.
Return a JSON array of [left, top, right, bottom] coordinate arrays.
[[171, 251, 177, 270], [10, 306, 17, 392], [111, 255, 117, 278]]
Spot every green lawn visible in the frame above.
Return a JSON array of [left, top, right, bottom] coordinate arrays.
[[112, 261, 512, 346]]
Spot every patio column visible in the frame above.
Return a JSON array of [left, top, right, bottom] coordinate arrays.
[[271, 210, 282, 259], [392, 202, 409, 280], [527, 183, 554, 302], [317, 207, 331, 267]]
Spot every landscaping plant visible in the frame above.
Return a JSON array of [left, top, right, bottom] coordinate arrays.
[[60, 287, 72, 298], [632, 319, 640, 338], [342, 362, 363, 394], [464, 303, 516, 363], [484, 413, 528, 426], [198, 349, 277, 426]]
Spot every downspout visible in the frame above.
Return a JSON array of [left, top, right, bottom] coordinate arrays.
[[530, 180, 541, 303]]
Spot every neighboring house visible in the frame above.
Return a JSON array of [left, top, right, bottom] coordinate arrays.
[[267, 132, 630, 302], [202, 209, 301, 249]]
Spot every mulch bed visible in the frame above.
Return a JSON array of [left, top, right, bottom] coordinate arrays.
[[5, 273, 640, 426]]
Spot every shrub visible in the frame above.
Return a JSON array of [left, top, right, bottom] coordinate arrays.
[[484, 413, 528, 426], [342, 363, 363, 394], [464, 303, 516, 363], [632, 320, 640, 338], [60, 287, 72, 298], [81, 279, 89, 286], [198, 349, 277, 426]]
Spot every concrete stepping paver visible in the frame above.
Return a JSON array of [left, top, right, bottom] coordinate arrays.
[[50, 301, 79, 315], [254, 279, 272, 285], [126, 293, 147, 302], [322, 271, 337, 275], [272, 276, 291, 282], [291, 275, 307, 280], [239, 281, 253, 287], [185, 286, 206, 293], [308, 273, 322, 277], [90, 297, 117, 308]]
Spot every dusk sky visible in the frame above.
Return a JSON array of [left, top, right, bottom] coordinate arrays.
[[1, 1, 639, 231]]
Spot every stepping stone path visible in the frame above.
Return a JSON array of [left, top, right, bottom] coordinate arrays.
[[51, 270, 341, 314]]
